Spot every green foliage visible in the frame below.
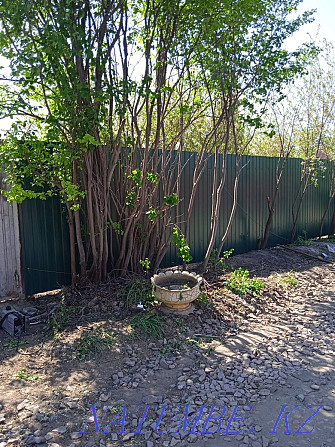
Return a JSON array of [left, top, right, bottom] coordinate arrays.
[[112, 222, 124, 236], [128, 313, 166, 339], [125, 190, 136, 209], [76, 328, 116, 361], [14, 368, 39, 381], [226, 268, 264, 296], [0, 0, 318, 281], [117, 280, 156, 308], [128, 169, 143, 187], [5, 340, 27, 350], [145, 172, 159, 185], [208, 248, 234, 271], [48, 297, 80, 337], [195, 292, 214, 309], [294, 230, 312, 246], [172, 227, 192, 263], [139, 258, 150, 273], [163, 193, 178, 206], [283, 270, 298, 288], [146, 206, 160, 221]]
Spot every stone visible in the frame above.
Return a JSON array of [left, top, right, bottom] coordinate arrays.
[[70, 432, 83, 440], [52, 426, 67, 435]]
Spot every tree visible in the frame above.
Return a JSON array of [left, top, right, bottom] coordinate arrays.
[[193, 0, 317, 269], [0, 0, 317, 283]]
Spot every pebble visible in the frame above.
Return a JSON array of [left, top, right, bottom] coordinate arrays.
[[52, 426, 67, 435], [70, 432, 83, 440]]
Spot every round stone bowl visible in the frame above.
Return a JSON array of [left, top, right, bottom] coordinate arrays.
[[151, 270, 202, 310]]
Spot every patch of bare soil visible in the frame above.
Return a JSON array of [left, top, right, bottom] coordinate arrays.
[[0, 241, 334, 447]]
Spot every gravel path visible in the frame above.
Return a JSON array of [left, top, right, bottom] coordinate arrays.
[[1, 246, 334, 447]]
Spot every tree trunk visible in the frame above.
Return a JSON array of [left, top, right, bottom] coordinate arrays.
[[66, 204, 77, 286]]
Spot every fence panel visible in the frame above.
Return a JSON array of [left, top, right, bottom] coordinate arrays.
[[0, 172, 22, 297], [18, 153, 335, 294]]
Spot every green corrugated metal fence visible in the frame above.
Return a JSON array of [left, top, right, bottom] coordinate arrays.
[[18, 153, 335, 295]]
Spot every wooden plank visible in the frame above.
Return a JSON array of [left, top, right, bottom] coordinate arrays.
[[0, 172, 23, 297]]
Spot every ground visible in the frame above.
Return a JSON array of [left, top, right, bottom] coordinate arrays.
[[0, 241, 334, 447]]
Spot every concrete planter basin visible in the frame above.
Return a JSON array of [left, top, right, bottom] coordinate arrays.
[[151, 270, 202, 311]]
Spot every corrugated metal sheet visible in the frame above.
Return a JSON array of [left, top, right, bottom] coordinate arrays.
[[161, 154, 335, 265], [0, 173, 22, 297], [19, 197, 71, 296], [18, 153, 335, 295]]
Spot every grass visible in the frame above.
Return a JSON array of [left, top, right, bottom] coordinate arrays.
[[77, 328, 116, 360], [195, 292, 214, 309], [118, 280, 157, 309], [294, 230, 313, 246], [48, 297, 80, 337], [226, 267, 264, 296], [14, 368, 39, 381], [5, 340, 28, 350], [128, 312, 166, 338]]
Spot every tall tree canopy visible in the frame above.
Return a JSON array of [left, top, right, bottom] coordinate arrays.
[[0, 0, 317, 281]]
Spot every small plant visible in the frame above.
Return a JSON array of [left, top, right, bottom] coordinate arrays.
[[77, 328, 116, 361], [48, 297, 80, 337], [208, 248, 234, 271], [283, 270, 298, 288], [118, 280, 156, 308], [294, 230, 312, 246], [174, 318, 187, 335], [5, 340, 27, 350], [226, 268, 264, 296], [195, 292, 214, 309], [160, 340, 182, 355], [128, 312, 166, 338], [139, 258, 151, 273], [14, 368, 39, 381], [172, 227, 192, 263]]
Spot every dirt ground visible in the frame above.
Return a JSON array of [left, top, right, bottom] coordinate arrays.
[[0, 240, 334, 447]]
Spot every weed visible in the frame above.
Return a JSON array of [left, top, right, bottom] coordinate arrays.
[[185, 337, 203, 347], [175, 318, 187, 335], [160, 341, 181, 355], [14, 368, 39, 381], [77, 328, 116, 360], [283, 270, 298, 288], [128, 312, 166, 338], [294, 230, 312, 246], [195, 292, 214, 309], [48, 297, 80, 337], [118, 280, 156, 309], [226, 268, 264, 296], [205, 345, 215, 356], [208, 248, 234, 271], [5, 340, 27, 350]]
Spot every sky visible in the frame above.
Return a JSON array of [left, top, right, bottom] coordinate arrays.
[[0, 0, 335, 133], [284, 0, 335, 50]]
